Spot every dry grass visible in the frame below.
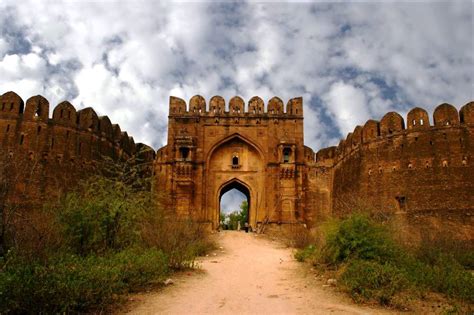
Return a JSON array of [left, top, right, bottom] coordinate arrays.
[[280, 224, 316, 249]]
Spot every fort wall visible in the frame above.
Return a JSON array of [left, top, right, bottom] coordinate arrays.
[[308, 102, 474, 240], [0, 91, 154, 204], [2, 90, 472, 240]]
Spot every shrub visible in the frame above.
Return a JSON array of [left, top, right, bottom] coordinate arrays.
[[283, 224, 315, 249], [321, 214, 397, 265], [303, 213, 474, 307], [0, 248, 169, 313], [340, 260, 409, 305], [294, 244, 316, 262], [140, 213, 215, 269], [402, 254, 474, 303], [56, 176, 152, 256]]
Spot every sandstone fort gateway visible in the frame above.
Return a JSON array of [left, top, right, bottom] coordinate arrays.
[[1, 91, 473, 240]]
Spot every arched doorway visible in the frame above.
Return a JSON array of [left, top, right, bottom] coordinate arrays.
[[206, 134, 265, 230], [219, 179, 250, 230]]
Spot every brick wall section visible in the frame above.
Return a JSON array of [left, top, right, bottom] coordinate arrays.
[[0, 91, 155, 204], [310, 101, 474, 240]]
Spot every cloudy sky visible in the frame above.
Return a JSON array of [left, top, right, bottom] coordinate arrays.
[[1, 0, 472, 213]]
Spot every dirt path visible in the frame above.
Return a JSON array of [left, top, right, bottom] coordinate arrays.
[[125, 231, 394, 315]]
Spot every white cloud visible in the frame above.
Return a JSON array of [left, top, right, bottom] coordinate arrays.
[[324, 81, 370, 136], [0, 1, 471, 151], [221, 189, 247, 214], [0, 38, 8, 56]]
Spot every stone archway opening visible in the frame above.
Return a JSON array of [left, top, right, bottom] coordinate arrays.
[[219, 180, 250, 231]]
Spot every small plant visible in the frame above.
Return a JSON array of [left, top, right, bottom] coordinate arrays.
[[283, 224, 315, 249], [340, 260, 409, 305], [294, 244, 316, 262], [321, 213, 397, 265]]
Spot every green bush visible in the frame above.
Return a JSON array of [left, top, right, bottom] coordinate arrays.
[[402, 254, 474, 303], [340, 260, 409, 305], [57, 177, 151, 256], [0, 248, 169, 313], [416, 236, 474, 270], [303, 213, 474, 307], [295, 245, 316, 262], [321, 214, 397, 265]]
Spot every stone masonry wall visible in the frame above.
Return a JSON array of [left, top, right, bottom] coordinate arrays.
[[0, 91, 154, 205], [307, 102, 474, 240]]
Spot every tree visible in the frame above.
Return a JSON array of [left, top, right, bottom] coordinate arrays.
[[240, 200, 249, 225], [221, 200, 249, 230]]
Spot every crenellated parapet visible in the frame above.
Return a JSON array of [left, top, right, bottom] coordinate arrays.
[[169, 95, 303, 117], [307, 100, 474, 235], [0, 91, 147, 161], [313, 101, 474, 166], [0, 91, 155, 204]]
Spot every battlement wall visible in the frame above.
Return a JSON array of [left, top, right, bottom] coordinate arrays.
[[0, 91, 155, 204], [311, 102, 474, 165], [0, 91, 146, 159], [305, 101, 474, 240], [169, 95, 303, 117]]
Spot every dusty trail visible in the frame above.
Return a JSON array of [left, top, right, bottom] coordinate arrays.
[[125, 231, 393, 315]]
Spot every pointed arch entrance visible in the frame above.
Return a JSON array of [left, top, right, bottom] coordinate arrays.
[[218, 178, 251, 228], [206, 134, 265, 229], [155, 96, 308, 231]]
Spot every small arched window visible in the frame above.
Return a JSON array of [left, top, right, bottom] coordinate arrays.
[[232, 155, 239, 166]]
